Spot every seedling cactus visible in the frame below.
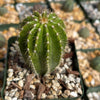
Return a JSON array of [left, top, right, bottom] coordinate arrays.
[[90, 56, 100, 72], [0, 7, 8, 16], [19, 11, 67, 76], [61, 0, 75, 12], [78, 27, 90, 38], [0, 33, 6, 48]]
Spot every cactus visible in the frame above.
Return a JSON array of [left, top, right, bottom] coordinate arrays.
[[0, 33, 6, 48], [90, 56, 100, 72], [61, 0, 75, 12], [78, 27, 90, 38], [0, 7, 8, 16], [18, 11, 67, 76], [97, 2, 100, 11]]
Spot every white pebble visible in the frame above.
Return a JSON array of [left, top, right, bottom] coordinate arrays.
[[41, 93, 47, 99], [76, 77, 80, 83], [15, 92, 19, 98], [30, 85, 35, 89], [13, 78, 20, 81], [18, 80, 24, 87], [91, 79, 95, 86], [5, 96, 11, 100], [70, 91, 78, 97], [8, 69, 13, 73], [92, 92, 99, 99], [77, 88, 82, 94], [64, 64, 69, 69], [56, 73, 60, 79], [87, 93, 93, 98], [8, 72, 13, 77], [12, 97, 17, 100]]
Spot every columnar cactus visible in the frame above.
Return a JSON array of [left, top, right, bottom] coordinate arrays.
[[19, 11, 67, 76]]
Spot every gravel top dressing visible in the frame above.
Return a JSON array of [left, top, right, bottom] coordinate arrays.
[[4, 40, 83, 100]]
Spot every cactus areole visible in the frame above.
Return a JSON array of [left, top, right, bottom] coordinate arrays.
[[18, 11, 67, 76]]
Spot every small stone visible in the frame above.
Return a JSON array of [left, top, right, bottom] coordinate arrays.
[[8, 69, 13, 73], [65, 58, 70, 62], [77, 88, 82, 94], [67, 83, 73, 90], [52, 85, 57, 91], [61, 67, 66, 73], [56, 73, 60, 79], [46, 83, 51, 88], [5, 96, 11, 100], [92, 92, 99, 99], [91, 79, 95, 86], [41, 93, 47, 99], [8, 72, 13, 77], [5, 91, 9, 96], [64, 90, 70, 96], [62, 94, 68, 98], [71, 83, 75, 87], [7, 77, 13, 82], [64, 64, 69, 69], [23, 69, 27, 74], [12, 97, 17, 100], [18, 72, 24, 78], [56, 90, 62, 95], [18, 80, 24, 87], [67, 61, 72, 66], [13, 78, 20, 81], [47, 95, 54, 99], [52, 90, 57, 96], [87, 93, 93, 98], [70, 91, 78, 97], [7, 81, 10, 86], [76, 77, 80, 83], [15, 92, 19, 98], [30, 85, 35, 89]]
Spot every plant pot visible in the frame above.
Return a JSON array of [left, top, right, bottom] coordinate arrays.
[[76, 48, 100, 88], [1, 36, 84, 100]]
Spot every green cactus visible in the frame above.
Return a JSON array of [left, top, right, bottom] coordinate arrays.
[[78, 27, 90, 38], [0, 7, 8, 16], [18, 11, 67, 76], [97, 2, 100, 11], [90, 56, 100, 72], [0, 33, 6, 48], [61, 0, 75, 12]]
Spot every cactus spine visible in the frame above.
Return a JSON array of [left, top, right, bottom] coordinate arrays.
[[19, 11, 67, 76]]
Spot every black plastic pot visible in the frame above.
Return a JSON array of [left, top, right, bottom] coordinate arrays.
[[1, 36, 84, 100], [76, 48, 100, 99]]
